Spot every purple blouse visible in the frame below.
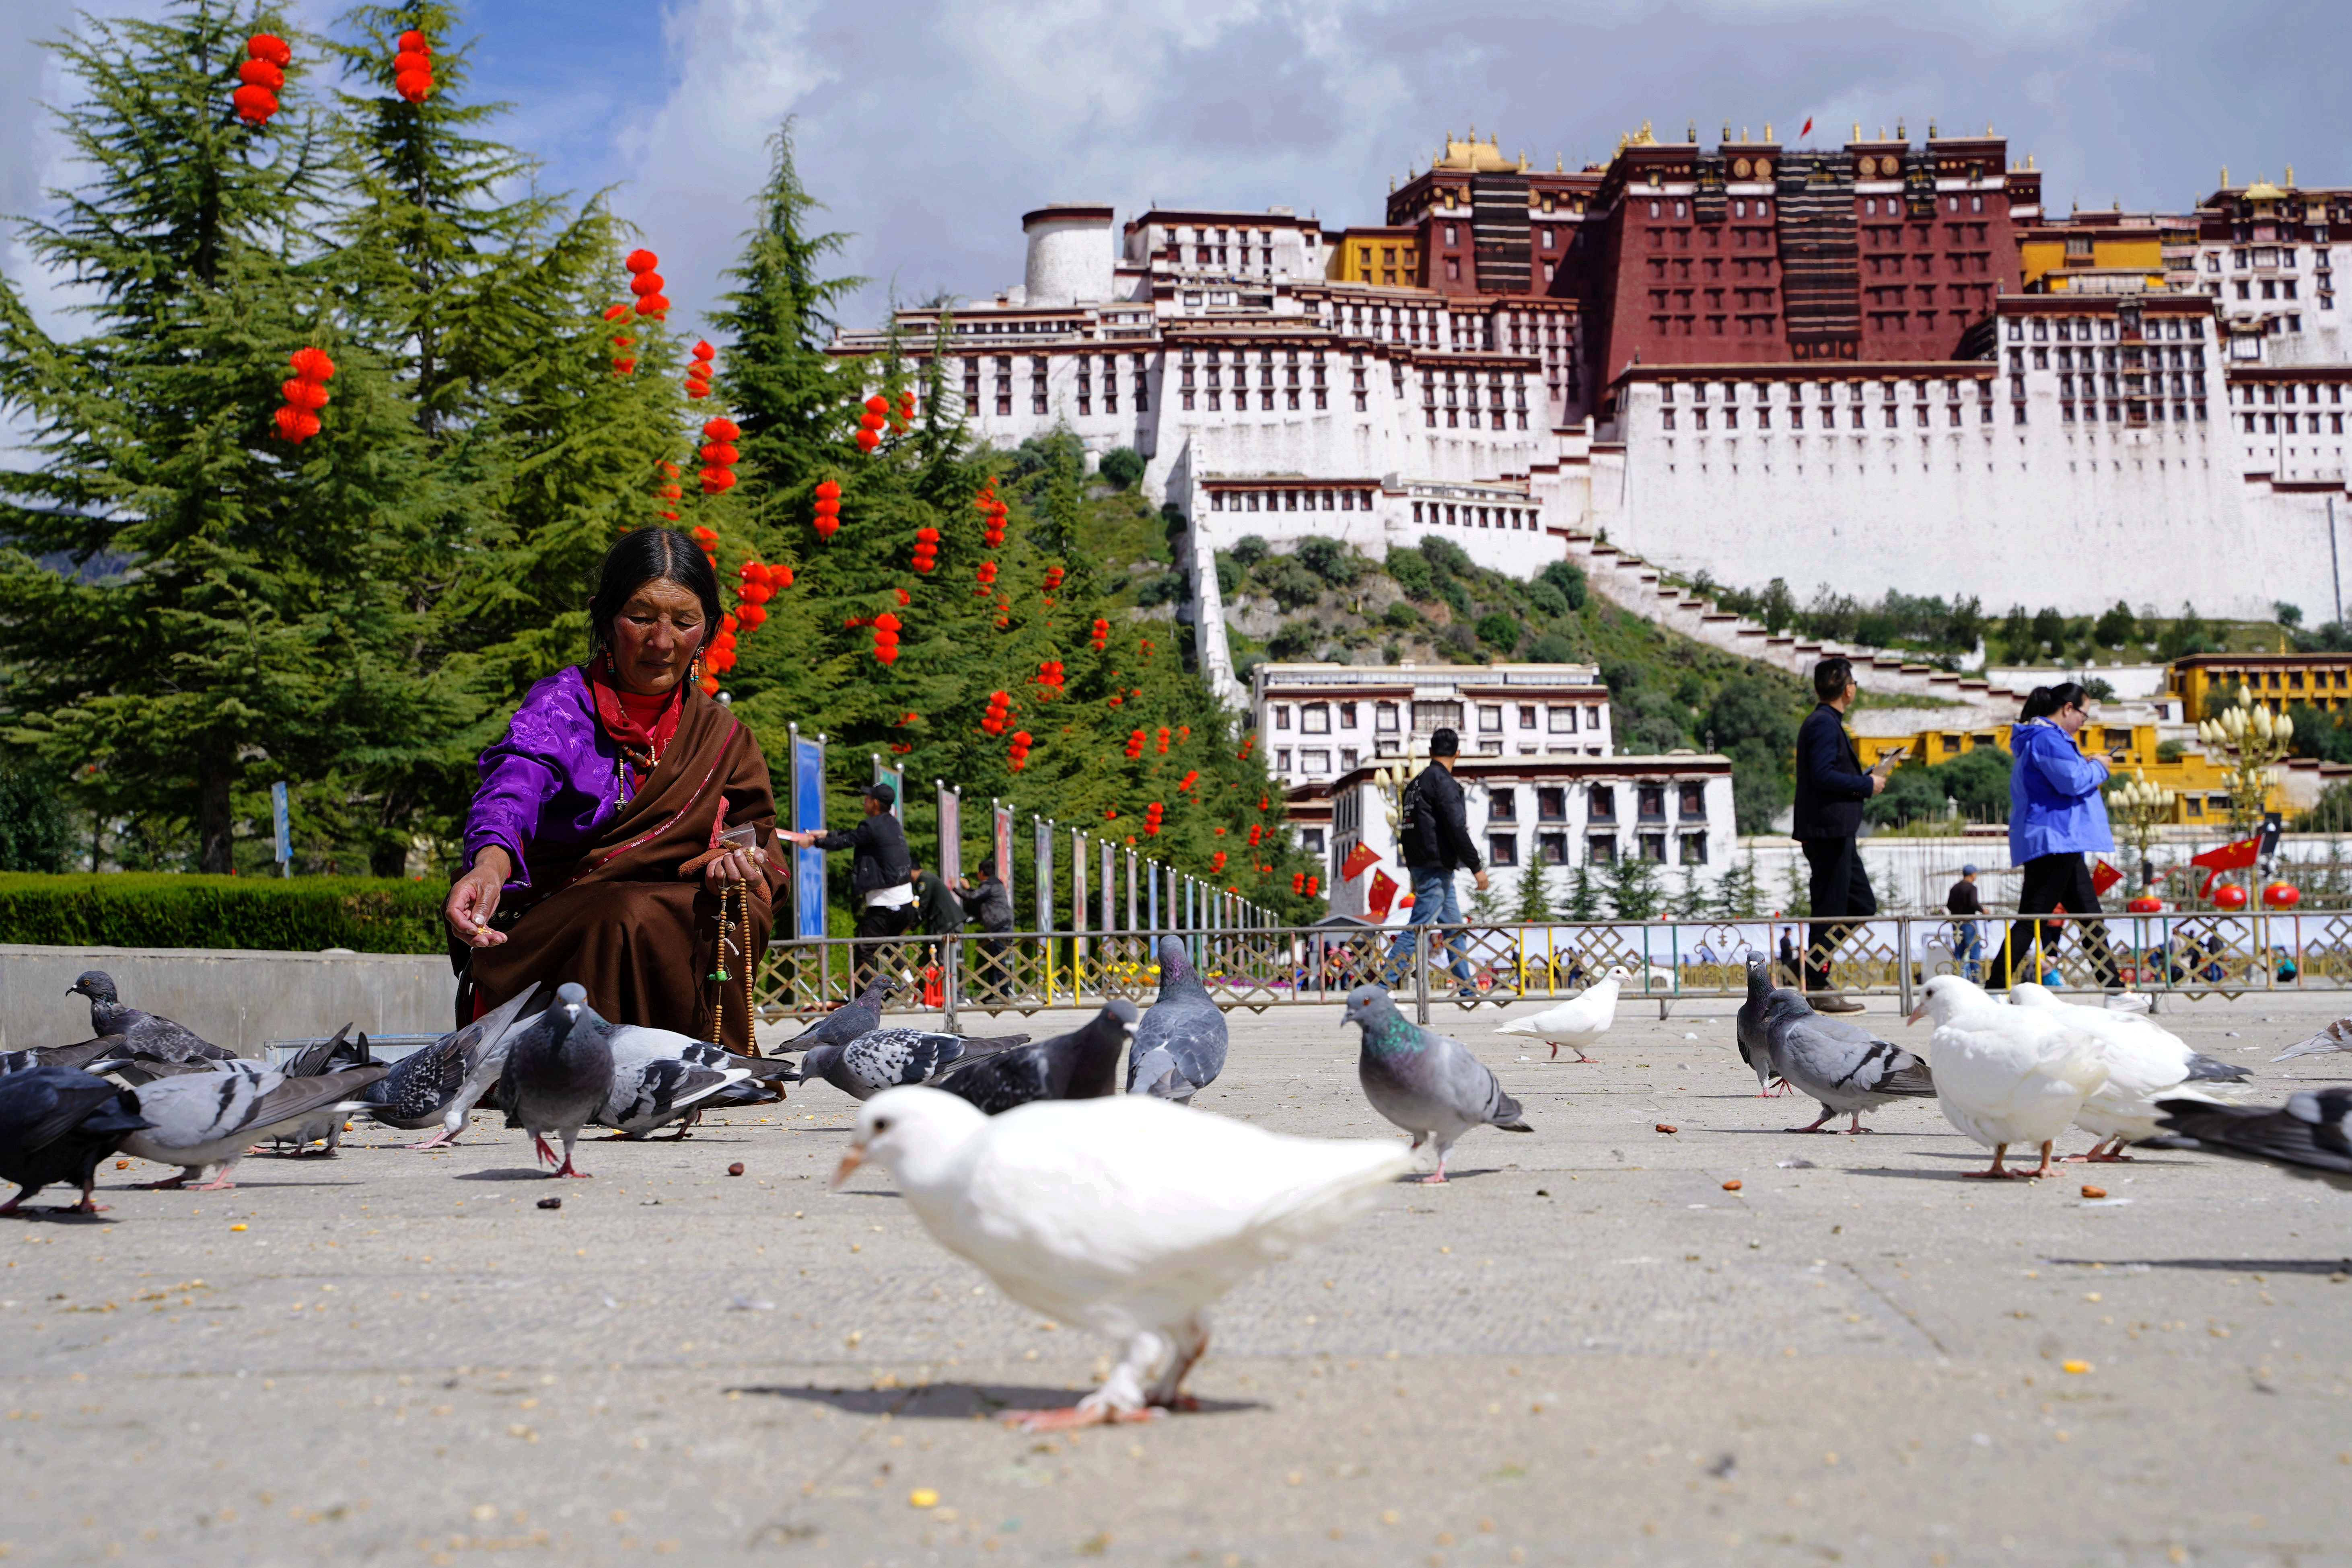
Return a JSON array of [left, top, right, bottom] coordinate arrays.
[[463, 665, 634, 893]]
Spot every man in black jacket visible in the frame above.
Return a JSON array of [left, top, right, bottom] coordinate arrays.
[[956, 855, 1016, 1001], [1793, 658, 1889, 1013], [781, 781, 914, 990], [1379, 727, 1490, 997]]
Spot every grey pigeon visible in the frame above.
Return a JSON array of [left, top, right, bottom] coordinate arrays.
[[263, 1025, 362, 1157], [119, 1064, 388, 1191], [67, 971, 236, 1063], [1342, 984, 1529, 1184], [775, 972, 903, 1054], [500, 983, 613, 1177], [0, 1039, 119, 1079], [1761, 989, 1936, 1134], [594, 1019, 768, 1138], [0, 1067, 150, 1215], [2154, 1089, 2352, 1189], [934, 1001, 1138, 1116], [351, 985, 543, 1149], [799, 1028, 1031, 1102], [1126, 935, 1228, 1104], [1736, 954, 1790, 1097]]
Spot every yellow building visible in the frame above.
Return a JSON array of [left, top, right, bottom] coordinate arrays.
[[1854, 719, 2267, 825], [2169, 651, 2352, 717], [2016, 213, 2186, 294], [1327, 226, 1420, 289]]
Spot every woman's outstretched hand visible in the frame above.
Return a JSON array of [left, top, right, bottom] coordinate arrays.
[[445, 847, 513, 948]]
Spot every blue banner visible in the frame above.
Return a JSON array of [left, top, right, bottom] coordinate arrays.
[[792, 732, 827, 939]]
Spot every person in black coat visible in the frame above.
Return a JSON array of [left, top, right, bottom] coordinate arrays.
[[956, 855, 1016, 1001], [780, 781, 913, 990], [1379, 727, 1490, 997], [1792, 658, 1889, 1013]]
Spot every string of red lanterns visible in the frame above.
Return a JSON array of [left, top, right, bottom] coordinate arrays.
[[1042, 565, 1065, 592], [1034, 660, 1065, 695], [1144, 801, 1165, 836], [626, 250, 669, 319], [272, 346, 335, 444], [698, 417, 739, 495], [1124, 729, 1146, 760], [685, 341, 715, 400], [602, 302, 635, 375], [888, 390, 915, 433], [234, 34, 289, 124], [1089, 617, 1110, 652], [653, 460, 681, 521], [973, 559, 997, 594], [813, 479, 841, 540], [856, 393, 887, 453], [1155, 727, 1171, 754], [871, 612, 901, 665], [393, 28, 433, 103], [1210, 850, 1226, 873], [910, 526, 938, 573], [981, 691, 1012, 737], [974, 479, 1007, 547], [1008, 730, 1033, 772]]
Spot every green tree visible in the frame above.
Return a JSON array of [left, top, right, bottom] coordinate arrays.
[[1512, 860, 1554, 923], [2092, 599, 2136, 649], [1475, 610, 1521, 650], [1537, 559, 1587, 611], [1605, 854, 1663, 919], [1559, 863, 1602, 921], [1294, 535, 1360, 587], [2029, 606, 2066, 652], [1098, 446, 1143, 489]]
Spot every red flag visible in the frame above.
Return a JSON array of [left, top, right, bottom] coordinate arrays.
[[2090, 859, 2122, 896], [2190, 836, 2259, 898], [1366, 869, 1400, 920], [1340, 842, 1380, 882], [1798, 116, 1813, 139]]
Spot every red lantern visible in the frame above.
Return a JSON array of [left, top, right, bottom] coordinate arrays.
[[1306, 875, 1320, 898], [1090, 617, 1110, 652], [392, 27, 432, 103], [855, 428, 881, 453], [248, 32, 291, 65], [625, 249, 658, 274], [1043, 565, 1065, 591], [813, 478, 841, 540], [1156, 727, 1171, 754], [1179, 770, 1198, 791], [2213, 883, 2249, 910], [1292, 871, 1306, 895], [2263, 881, 2301, 908], [1211, 851, 1226, 872], [911, 526, 939, 573], [2125, 894, 2164, 914]]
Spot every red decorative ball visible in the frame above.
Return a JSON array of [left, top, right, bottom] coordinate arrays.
[[247, 33, 292, 66], [2213, 883, 2248, 910], [855, 428, 881, 452], [2262, 881, 2301, 908], [2125, 895, 2163, 914]]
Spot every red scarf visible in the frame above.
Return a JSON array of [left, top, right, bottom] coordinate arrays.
[[589, 662, 686, 791]]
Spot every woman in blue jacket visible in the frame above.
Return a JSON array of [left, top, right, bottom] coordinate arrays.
[[1989, 683, 2121, 989]]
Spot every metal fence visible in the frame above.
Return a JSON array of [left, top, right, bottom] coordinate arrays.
[[753, 906, 2348, 1025]]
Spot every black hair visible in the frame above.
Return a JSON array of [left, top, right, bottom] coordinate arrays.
[[588, 528, 723, 655], [979, 854, 998, 876], [2019, 682, 2087, 723], [1428, 727, 1460, 757], [1813, 657, 1854, 703]]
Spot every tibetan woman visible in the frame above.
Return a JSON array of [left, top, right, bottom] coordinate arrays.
[[443, 528, 782, 1050]]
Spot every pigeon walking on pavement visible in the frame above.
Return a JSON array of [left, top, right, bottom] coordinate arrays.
[[500, 983, 614, 1177], [261, 1025, 364, 1156], [934, 1001, 1137, 1116], [2153, 1089, 2352, 1189], [0, 1067, 150, 1215], [591, 1017, 763, 1138], [774, 973, 903, 1055], [797, 1027, 1031, 1102], [1760, 988, 1935, 1133], [1736, 953, 1791, 1097], [351, 986, 543, 1149], [66, 971, 236, 1064], [117, 1065, 388, 1191], [2010, 982, 2249, 1160], [1905, 974, 2107, 1180], [1126, 935, 1229, 1104], [1495, 966, 1626, 1062], [1344, 984, 1530, 1183], [2272, 1017, 2352, 1064]]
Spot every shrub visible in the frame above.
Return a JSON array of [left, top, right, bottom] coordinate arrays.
[[0, 873, 446, 953], [1707, 676, 1799, 756], [1525, 580, 1570, 619], [1213, 553, 1240, 596], [2093, 600, 2136, 648], [1261, 557, 1324, 610], [1229, 534, 1270, 568], [1382, 600, 1423, 631], [1419, 536, 1473, 577], [1099, 446, 1145, 490], [1294, 535, 1361, 587], [1474, 610, 1521, 649], [1268, 622, 1319, 660], [1525, 631, 1576, 663], [1384, 549, 1434, 600], [1537, 560, 1588, 611], [1134, 570, 1188, 607]]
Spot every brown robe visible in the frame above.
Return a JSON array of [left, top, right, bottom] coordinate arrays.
[[463, 688, 784, 1053]]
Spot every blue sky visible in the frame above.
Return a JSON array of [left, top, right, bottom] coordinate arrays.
[[2, 0, 2345, 343]]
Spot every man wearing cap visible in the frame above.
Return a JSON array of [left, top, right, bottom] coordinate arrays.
[[780, 781, 914, 989], [1946, 863, 1983, 982], [1379, 727, 1489, 999]]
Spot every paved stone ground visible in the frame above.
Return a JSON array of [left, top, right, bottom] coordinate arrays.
[[4, 989, 2351, 1568]]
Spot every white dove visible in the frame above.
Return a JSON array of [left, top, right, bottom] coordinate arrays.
[[1496, 966, 1628, 1061], [1905, 975, 2108, 1180], [832, 1087, 1408, 1432], [2010, 983, 2249, 1161]]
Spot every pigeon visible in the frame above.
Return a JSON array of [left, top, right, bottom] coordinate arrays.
[[500, 983, 614, 1178], [798, 1028, 1030, 1102], [262, 1025, 364, 1156], [934, 1002, 1138, 1116], [66, 971, 236, 1063], [594, 1020, 769, 1138], [350, 985, 543, 1149], [1495, 966, 1627, 1061], [833, 1086, 1410, 1430], [1904, 974, 2107, 1180], [117, 1065, 388, 1191], [774, 972, 903, 1055], [0, 1040, 120, 1079], [0, 1067, 150, 1215], [1735, 953, 1790, 1097], [2010, 982, 2249, 1160], [2274, 1017, 2352, 1063], [1759, 988, 1935, 1134], [1343, 984, 1531, 1183], [2152, 1089, 2352, 1190], [1126, 935, 1229, 1103]]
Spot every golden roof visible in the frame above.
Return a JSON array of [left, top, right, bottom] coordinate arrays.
[[2243, 177, 2286, 201], [1432, 128, 1522, 173]]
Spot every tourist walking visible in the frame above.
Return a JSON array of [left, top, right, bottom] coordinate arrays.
[[1988, 683, 2121, 989], [957, 855, 1016, 1001], [1380, 727, 1488, 998], [1946, 863, 1984, 981], [1792, 658, 1890, 1013], [780, 781, 914, 991]]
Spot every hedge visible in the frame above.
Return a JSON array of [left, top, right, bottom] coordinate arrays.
[[0, 873, 447, 954]]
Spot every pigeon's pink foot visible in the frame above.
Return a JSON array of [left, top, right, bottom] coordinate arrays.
[[998, 1404, 1156, 1432], [533, 1135, 560, 1167], [405, 1130, 457, 1151], [69, 1199, 107, 1214], [550, 1159, 591, 1179], [1418, 1172, 1450, 1184], [187, 1174, 237, 1192]]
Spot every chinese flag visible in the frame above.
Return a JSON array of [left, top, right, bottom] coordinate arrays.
[[2090, 859, 2122, 896], [2190, 836, 2259, 898], [1798, 116, 1813, 139], [1366, 869, 1400, 919], [1340, 842, 1380, 882]]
